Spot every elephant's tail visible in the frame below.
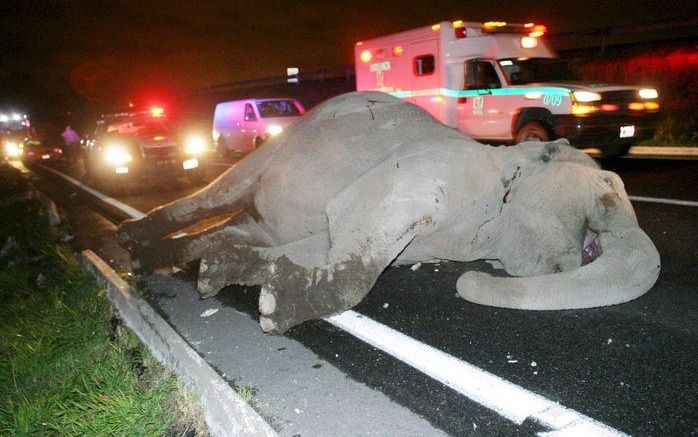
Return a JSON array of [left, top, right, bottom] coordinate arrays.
[[456, 226, 660, 310]]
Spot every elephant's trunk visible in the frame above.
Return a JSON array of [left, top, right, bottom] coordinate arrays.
[[456, 225, 660, 310]]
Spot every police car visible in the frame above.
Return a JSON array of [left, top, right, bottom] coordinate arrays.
[[81, 107, 209, 189]]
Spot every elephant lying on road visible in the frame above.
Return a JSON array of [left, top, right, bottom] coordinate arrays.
[[118, 92, 660, 334]]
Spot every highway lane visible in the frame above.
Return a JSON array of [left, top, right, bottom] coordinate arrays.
[[28, 156, 698, 436]]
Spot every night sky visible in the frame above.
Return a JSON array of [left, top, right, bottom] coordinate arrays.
[[1, 0, 696, 116]]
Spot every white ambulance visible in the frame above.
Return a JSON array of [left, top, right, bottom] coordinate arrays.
[[355, 21, 660, 157]]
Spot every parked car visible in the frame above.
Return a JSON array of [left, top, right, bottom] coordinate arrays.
[[21, 134, 63, 164], [213, 98, 305, 156]]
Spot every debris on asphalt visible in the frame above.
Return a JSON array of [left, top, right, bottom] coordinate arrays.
[[200, 308, 219, 317], [410, 262, 422, 271], [382, 302, 389, 309]]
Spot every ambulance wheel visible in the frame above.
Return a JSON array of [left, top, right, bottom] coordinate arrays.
[[516, 122, 550, 143], [602, 143, 631, 159]]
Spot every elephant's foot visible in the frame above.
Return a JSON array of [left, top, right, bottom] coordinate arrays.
[[197, 245, 271, 298], [257, 255, 374, 334]]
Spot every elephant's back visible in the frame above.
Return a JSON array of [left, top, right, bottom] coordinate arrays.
[[252, 92, 473, 242]]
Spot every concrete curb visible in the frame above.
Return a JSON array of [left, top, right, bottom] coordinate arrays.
[[81, 250, 278, 437]]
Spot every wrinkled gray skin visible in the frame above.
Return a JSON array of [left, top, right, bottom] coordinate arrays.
[[118, 92, 660, 334]]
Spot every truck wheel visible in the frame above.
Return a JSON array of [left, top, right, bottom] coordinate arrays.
[[516, 122, 550, 143], [216, 138, 227, 160], [253, 136, 264, 149]]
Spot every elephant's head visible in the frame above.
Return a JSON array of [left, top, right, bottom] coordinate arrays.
[[458, 140, 660, 310]]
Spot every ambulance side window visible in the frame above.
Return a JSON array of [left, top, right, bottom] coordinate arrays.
[[414, 55, 435, 76], [464, 60, 501, 90], [244, 103, 257, 122]]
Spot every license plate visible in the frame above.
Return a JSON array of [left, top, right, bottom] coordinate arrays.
[[42, 154, 50, 160], [619, 125, 635, 138]]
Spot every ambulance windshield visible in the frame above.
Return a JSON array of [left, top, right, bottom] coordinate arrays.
[[498, 58, 578, 85]]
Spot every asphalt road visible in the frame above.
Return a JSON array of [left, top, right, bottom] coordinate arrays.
[[24, 155, 698, 436]]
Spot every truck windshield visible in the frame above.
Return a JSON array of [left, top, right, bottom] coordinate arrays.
[[256, 100, 301, 118], [498, 58, 579, 84]]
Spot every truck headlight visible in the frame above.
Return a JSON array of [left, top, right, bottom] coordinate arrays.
[[639, 88, 658, 99], [266, 125, 283, 136], [185, 136, 206, 155], [104, 144, 132, 166], [4, 142, 21, 158], [572, 91, 602, 103], [520, 36, 538, 49]]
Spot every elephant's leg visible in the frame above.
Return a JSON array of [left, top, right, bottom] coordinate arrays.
[[197, 245, 271, 297], [257, 153, 446, 334], [130, 212, 274, 274], [117, 151, 277, 246]]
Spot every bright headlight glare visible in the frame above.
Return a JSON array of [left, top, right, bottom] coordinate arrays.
[[4, 142, 21, 157], [639, 88, 658, 99], [520, 36, 538, 49], [572, 91, 602, 103], [267, 125, 283, 136], [185, 136, 206, 155], [104, 145, 132, 165]]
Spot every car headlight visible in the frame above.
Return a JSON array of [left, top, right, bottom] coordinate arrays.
[[4, 142, 21, 157], [266, 125, 283, 136], [104, 144, 132, 166], [639, 88, 658, 99], [185, 136, 206, 155], [572, 91, 602, 103]]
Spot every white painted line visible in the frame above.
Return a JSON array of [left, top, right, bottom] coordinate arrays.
[[629, 195, 698, 207], [327, 311, 626, 436], [50, 165, 626, 435], [38, 165, 145, 219]]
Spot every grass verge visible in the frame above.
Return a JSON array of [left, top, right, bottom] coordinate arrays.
[[0, 163, 206, 436]]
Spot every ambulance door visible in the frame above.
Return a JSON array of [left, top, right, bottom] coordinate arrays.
[[456, 60, 508, 139], [408, 40, 441, 122]]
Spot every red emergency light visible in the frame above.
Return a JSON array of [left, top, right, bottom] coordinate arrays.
[[150, 106, 165, 118], [528, 25, 547, 38]]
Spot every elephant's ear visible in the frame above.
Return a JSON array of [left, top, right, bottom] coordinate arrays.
[[518, 139, 599, 169]]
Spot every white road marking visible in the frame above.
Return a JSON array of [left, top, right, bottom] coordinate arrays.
[[328, 311, 626, 436], [629, 195, 698, 207], [43, 165, 627, 436], [38, 165, 145, 219]]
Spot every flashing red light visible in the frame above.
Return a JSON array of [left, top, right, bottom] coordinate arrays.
[[529, 25, 547, 38], [150, 106, 165, 118], [600, 104, 620, 112]]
